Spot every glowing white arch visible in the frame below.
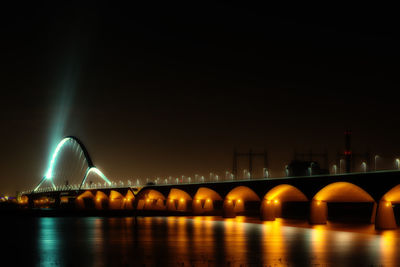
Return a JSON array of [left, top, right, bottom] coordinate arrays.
[[34, 137, 73, 191], [34, 136, 111, 192], [45, 137, 72, 179], [81, 167, 112, 187]]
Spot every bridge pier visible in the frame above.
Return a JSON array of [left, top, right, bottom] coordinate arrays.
[[233, 199, 244, 213], [223, 200, 235, 218], [177, 199, 188, 211], [370, 202, 377, 224], [260, 199, 275, 221], [203, 199, 213, 211], [167, 199, 177, 211], [136, 199, 145, 210], [309, 200, 327, 224], [192, 200, 203, 215], [193, 199, 214, 215], [375, 200, 397, 229], [274, 201, 282, 218], [124, 191, 135, 210]]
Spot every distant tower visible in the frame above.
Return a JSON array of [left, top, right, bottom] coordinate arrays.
[[344, 129, 352, 173]]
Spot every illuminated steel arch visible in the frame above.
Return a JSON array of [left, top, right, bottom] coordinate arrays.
[[34, 136, 111, 192], [79, 167, 111, 189]]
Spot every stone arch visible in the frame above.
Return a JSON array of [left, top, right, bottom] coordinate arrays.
[[75, 190, 95, 209], [223, 186, 260, 217], [136, 189, 166, 210], [310, 182, 375, 224], [109, 190, 124, 210], [261, 184, 308, 221], [167, 188, 192, 211], [193, 187, 223, 214]]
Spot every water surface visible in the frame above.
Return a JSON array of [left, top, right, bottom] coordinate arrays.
[[2, 216, 400, 266]]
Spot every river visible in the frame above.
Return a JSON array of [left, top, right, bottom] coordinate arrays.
[[2, 216, 400, 266]]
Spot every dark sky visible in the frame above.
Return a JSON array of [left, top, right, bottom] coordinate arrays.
[[1, 2, 400, 194]]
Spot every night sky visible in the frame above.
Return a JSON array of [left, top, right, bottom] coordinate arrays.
[[1, 3, 400, 195]]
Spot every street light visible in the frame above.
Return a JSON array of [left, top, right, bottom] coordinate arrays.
[[395, 158, 400, 169], [361, 162, 367, 173], [332, 164, 337, 175], [263, 168, 269, 178]]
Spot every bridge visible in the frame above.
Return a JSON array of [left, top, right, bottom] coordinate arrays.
[[20, 136, 400, 230]]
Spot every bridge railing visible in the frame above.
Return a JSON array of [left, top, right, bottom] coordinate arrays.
[[22, 168, 400, 195]]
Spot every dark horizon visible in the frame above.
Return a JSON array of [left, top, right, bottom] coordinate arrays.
[[1, 2, 400, 195]]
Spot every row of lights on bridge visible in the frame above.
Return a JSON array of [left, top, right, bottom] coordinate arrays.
[[22, 157, 400, 195], [330, 157, 400, 174]]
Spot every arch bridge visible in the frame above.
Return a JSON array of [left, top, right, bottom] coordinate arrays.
[[22, 136, 400, 230]]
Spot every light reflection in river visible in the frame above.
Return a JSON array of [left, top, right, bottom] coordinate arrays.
[[262, 220, 287, 266], [38, 217, 61, 266], [2, 216, 400, 266]]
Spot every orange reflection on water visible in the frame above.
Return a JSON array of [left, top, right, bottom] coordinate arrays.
[[167, 216, 190, 266], [262, 219, 288, 266], [311, 225, 327, 265], [380, 230, 398, 265], [224, 216, 247, 266], [192, 216, 216, 265]]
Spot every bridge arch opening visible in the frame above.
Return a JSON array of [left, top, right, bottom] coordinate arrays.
[[75, 190, 95, 209], [167, 188, 192, 211], [136, 189, 166, 210], [94, 191, 109, 210], [124, 190, 135, 210], [261, 184, 308, 221], [224, 186, 260, 217], [33, 196, 54, 208], [193, 187, 223, 214], [310, 182, 375, 224], [109, 190, 124, 210], [375, 185, 400, 229]]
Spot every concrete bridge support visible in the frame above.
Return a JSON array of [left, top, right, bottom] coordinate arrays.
[[124, 190, 135, 210], [375, 200, 397, 229], [309, 200, 327, 224], [177, 199, 188, 211], [234, 199, 244, 213], [192, 200, 203, 215], [167, 199, 177, 211], [136, 199, 145, 210], [223, 200, 235, 218], [203, 199, 213, 211], [192, 199, 214, 215], [260, 199, 275, 221], [274, 201, 282, 218]]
